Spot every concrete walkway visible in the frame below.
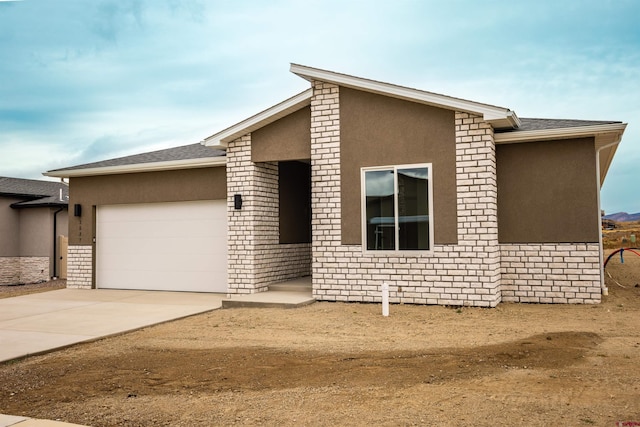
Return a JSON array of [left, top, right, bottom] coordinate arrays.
[[0, 413, 86, 426], [222, 277, 315, 308], [0, 288, 224, 363]]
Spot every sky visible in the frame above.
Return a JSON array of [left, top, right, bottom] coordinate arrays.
[[0, 0, 638, 213]]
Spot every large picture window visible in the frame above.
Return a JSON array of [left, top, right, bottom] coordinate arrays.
[[362, 164, 433, 251]]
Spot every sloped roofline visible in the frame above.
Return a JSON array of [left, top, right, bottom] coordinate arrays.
[[202, 64, 522, 149], [202, 89, 312, 149], [290, 63, 521, 129], [44, 156, 226, 178], [44, 142, 226, 178], [48, 64, 624, 187], [494, 122, 627, 145], [0, 176, 68, 207]]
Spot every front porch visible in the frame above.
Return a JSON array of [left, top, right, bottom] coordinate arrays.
[[222, 277, 314, 309]]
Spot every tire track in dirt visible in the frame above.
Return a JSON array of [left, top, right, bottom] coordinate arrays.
[[0, 331, 602, 413]]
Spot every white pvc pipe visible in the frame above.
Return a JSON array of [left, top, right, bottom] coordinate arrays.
[[382, 283, 389, 316]]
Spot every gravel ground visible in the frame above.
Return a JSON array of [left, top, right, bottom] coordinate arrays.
[[0, 279, 66, 299]]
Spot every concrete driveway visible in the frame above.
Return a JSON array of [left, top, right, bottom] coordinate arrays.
[[0, 289, 224, 363]]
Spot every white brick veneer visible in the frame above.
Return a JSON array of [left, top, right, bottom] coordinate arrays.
[[309, 82, 502, 307], [227, 135, 312, 294], [66, 245, 92, 289], [500, 243, 601, 303], [0, 257, 49, 285], [452, 111, 501, 305]]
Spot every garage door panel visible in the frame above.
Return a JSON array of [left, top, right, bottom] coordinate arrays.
[[99, 270, 218, 292], [110, 237, 220, 257], [100, 219, 224, 239], [100, 240, 220, 260], [99, 250, 218, 272], [97, 201, 227, 293]]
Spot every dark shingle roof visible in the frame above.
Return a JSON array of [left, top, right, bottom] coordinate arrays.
[[0, 177, 68, 207], [49, 143, 225, 173], [497, 118, 622, 133]]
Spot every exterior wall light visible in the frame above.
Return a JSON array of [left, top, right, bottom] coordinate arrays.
[[234, 194, 243, 210]]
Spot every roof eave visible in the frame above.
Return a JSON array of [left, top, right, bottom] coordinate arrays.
[[290, 63, 520, 130], [494, 123, 627, 144], [202, 89, 313, 149], [0, 192, 44, 200], [44, 156, 227, 178], [11, 201, 68, 209]]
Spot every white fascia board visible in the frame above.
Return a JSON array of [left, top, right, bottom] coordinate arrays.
[[598, 143, 619, 186], [290, 63, 519, 129], [202, 89, 312, 149], [494, 123, 627, 144], [43, 156, 227, 178]]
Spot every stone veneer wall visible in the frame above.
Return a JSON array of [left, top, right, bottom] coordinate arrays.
[[310, 81, 502, 307], [0, 257, 19, 285], [227, 134, 312, 294], [500, 243, 601, 303], [0, 256, 49, 285], [66, 245, 93, 289]]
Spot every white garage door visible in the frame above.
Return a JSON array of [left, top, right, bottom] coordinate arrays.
[[96, 200, 227, 292]]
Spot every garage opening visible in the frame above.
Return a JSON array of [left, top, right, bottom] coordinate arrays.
[[96, 200, 227, 293]]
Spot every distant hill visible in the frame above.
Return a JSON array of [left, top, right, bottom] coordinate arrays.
[[604, 212, 640, 222]]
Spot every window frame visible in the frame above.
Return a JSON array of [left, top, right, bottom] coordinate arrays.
[[360, 163, 434, 254]]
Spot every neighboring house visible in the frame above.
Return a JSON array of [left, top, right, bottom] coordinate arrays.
[[45, 64, 627, 306], [0, 177, 69, 285]]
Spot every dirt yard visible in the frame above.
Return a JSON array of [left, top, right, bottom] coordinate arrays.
[[0, 280, 66, 299], [1, 257, 639, 426], [602, 219, 640, 249]]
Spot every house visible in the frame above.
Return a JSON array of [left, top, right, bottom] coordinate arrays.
[[45, 64, 627, 306], [0, 177, 69, 285]]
